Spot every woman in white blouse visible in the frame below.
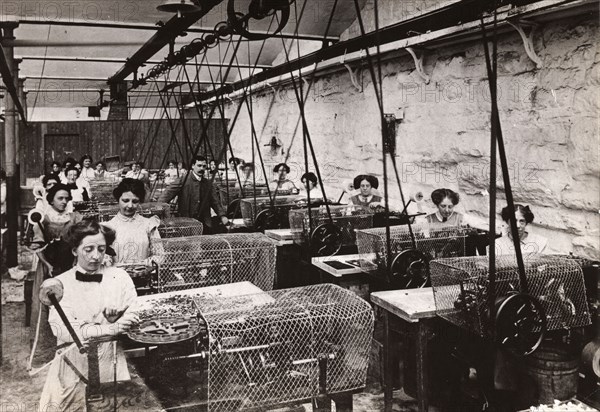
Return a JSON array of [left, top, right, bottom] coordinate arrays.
[[104, 178, 161, 264], [163, 160, 181, 185], [492, 204, 547, 256], [38, 219, 138, 411], [79, 154, 95, 181], [297, 172, 326, 201], [269, 163, 298, 193]]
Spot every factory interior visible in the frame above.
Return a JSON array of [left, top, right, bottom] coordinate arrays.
[[0, 0, 599, 411]]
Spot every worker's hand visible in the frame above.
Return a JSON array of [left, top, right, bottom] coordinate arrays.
[[28, 242, 43, 251], [113, 312, 139, 334], [103, 306, 125, 324], [221, 216, 229, 226], [369, 202, 383, 209]]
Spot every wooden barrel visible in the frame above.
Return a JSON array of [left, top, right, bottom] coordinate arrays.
[[519, 342, 579, 405]]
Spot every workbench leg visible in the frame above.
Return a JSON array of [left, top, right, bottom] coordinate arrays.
[[415, 322, 430, 412], [383, 310, 393, 412], [331, 392, 353, 412], [313, 395, 332, 411]]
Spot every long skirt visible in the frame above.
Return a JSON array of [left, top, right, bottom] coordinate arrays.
[[39, 341, 131, 412]]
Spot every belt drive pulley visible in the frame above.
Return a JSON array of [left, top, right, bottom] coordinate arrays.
[[495, 292, 546, 356], [390, 249, 430, 289], [254, 209, 283, 232], [310, 223, 342, 257], [227, 0, 292, 41]]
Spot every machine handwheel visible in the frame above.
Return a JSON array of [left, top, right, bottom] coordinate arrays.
[[390, 249, 429, 289], [310, 223, 342, 257], [495, 293, 546, 356], [227, 0, 291, 40], [254, 209, 281, 232], [227, 199, 242, 219]]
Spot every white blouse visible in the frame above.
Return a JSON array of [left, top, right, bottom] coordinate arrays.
[[79, 167, 95, 181], [104, 213, 161, 264], [39, 265, 137, 411]]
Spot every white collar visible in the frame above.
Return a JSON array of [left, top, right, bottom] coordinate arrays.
[[507, 230, 529, 243], [435, 211, 454, 222], [192, 171, 203, 181], [75, 264, 104, 275], [115, 212, 139, 222]]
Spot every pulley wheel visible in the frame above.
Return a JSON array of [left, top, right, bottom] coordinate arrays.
[[39, 278, 64, 306], [227, 0, 290, 40], [390, 249, 429, 289], [310, 223, 342, 257], [227, 199, 242, 219], [496, 293, 546, 356], [254, 209, 280, 232], [214, 21, 233, 41]]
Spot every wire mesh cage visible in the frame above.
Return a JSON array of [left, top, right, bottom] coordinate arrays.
[[355, 224, 470, 288], [158, 217, 204, 238], [429, 255, 591, 339], [546, 254, 600, 303], [97, 202, 171, 222], [201, 284, 374, 411], [217, 185, 271, 206], [88, 179, 118, 203], [239, 195, 301, 228], [117, 262, 159, 295], [130, 284, 373, 411], [151, 233, 277, 292], [289, 205, 374, 252], [72, 200, 99, 219]]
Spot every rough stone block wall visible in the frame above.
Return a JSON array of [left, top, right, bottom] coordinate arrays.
[[225, 11, 599, 259]]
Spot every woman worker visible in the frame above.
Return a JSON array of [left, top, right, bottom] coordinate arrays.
[[348, 175, 384, 209], [298, 172, 326, 201], [32, 174, 61, 211], [493, 204, 547, 255], [29, 184, 82, 368], [269, 163, 298, 192], [237, 162, 264, 188], [103, 178, 161, 264], [425, 188, 464, 226], [79, 154, 95, 181], [163, 160, 181, 185], [64, 166, 91, 202], [38, 219, 139, 411]]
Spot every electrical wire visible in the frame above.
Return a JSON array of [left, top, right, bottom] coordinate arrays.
[[29, 24, 52, 120]]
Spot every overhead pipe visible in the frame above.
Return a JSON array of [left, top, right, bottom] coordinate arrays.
[[23, 75, 229, 84], [18, 18, 338, 42], [19, 55, 272, 70]]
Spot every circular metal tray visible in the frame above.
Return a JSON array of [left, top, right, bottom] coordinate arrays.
[[127, 316, 204, 344]]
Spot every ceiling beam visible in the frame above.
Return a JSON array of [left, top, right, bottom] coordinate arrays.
[[24, 89, 164, 93], [108, 0, 225, 85], [18, 19, 339, 42], [18, 55, 272, 69]]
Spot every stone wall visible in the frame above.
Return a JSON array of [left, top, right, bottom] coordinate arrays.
[[224, 8, 599, 259]]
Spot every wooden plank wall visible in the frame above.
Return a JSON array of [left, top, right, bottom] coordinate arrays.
[[0, 118, 228, 181]]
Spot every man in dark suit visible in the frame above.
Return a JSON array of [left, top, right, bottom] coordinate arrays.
[[159, 155, 228, 233]]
